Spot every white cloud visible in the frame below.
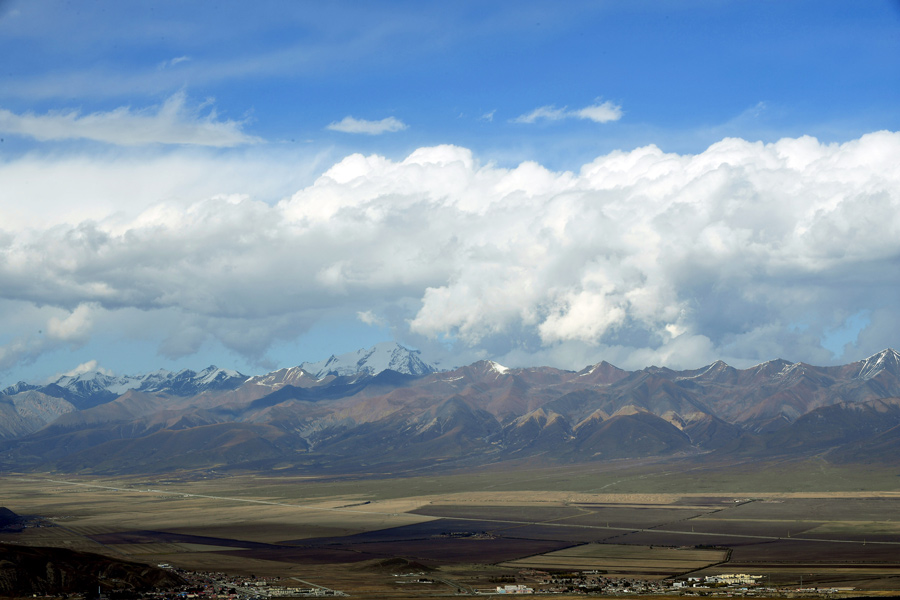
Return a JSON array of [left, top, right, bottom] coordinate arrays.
[[357, 310, 386, 327], [513, 100, 622, 124], [0, 303, 102, 373], [0, 146, 326, 231], [0, 336, 47, 373], [46, 303, 96, 343], [58, 359, 113, 379], [326, 116, 408, 135], [513, 105, 568, 123], [538, 291, 628, 345], [158, 56, 190, 69], [0, 91, 261, 146], [0, 132, 898, 374], [574, 101, 624, 123]]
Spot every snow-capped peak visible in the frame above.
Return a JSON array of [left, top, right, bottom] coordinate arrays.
[[299, 341, 437, 379], [36, 366, 248, 401], [488, 361, 509, 375], [675, 359, 731, 381], [194, 366, 242, 386], [51, 370, 145, 396], [0, 381, 38, 396], [854, 348, 900, 380], [246, 366, 311, 387]]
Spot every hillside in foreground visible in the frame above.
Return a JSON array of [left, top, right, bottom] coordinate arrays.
[[0, 541, 184, 596]]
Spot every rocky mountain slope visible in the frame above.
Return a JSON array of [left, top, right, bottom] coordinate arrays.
[[1, 347, 899, 474]]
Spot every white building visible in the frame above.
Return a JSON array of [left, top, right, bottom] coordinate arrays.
[[496, 584, 534, 594]]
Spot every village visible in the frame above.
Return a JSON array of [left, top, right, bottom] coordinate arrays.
[[474, 571, 847, 596], [126, 566, 856, 599]]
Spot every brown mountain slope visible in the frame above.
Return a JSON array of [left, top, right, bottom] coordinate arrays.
[[50, 422, 304, 474], [569, 409, 693, 460]]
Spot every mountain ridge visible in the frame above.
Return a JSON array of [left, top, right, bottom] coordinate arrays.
[[2, 347, 899, 475], [2, 341, 436, 409]]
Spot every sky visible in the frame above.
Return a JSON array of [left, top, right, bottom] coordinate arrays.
[[1, 0, 899, 384]]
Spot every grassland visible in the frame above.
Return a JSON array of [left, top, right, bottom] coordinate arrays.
[[2, 458, 900, 596]]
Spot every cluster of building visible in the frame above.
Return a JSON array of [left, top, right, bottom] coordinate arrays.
[[514, 570, 855, 596], [680, 573, 765, 587], [480, 570, 782, 595], [539, 573, 677, 595], [148, 569, 346, 599]]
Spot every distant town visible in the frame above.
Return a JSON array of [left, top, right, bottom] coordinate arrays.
[[123, 566, 859, 599]]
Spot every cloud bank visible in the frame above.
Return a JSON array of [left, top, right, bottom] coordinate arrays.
[[1, 132, 898, 373], [0, 92, 260, 147]]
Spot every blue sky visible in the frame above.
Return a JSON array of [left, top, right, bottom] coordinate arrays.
[[1, 0, 899, 384]]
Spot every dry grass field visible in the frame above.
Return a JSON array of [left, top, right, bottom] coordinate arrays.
[[3, 464, 900, 595]]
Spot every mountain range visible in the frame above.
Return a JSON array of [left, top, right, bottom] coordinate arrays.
[[1, 344, 899, 474]]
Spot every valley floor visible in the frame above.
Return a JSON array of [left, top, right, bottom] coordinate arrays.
[[3, 460, 900, 597]]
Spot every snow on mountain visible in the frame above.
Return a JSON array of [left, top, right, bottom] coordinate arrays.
[[136, 367, 248, 395], [7, 347, 900, 471], [747, 358, 794, 379], [186, 366, 244, 388], [489, 361, 510, 375], [4, 343, 435, 408], [18, 366, 249, 409], [246, 366, 313, 388], [0, 382, 39, 396], [49, 370, 142, 398], [299, 341, 437, 379], [676, 360, 730, 381], [51, 371, 143, 399], [853, 348, 900, 380]]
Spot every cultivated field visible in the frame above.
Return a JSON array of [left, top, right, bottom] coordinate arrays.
[[499, 544, 728, 579]]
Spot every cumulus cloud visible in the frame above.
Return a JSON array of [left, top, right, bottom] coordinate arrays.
[[0, 147, 324, 231], [46, 303, 96, 343], [1, 132, 899, 373], [0, 91, 261, 146], [326, 115, 408, 135], [513, 100, 622, 124]]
